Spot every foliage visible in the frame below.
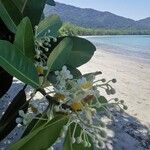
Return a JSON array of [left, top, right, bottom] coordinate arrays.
[[60, 22, 150, 36], [0, 1, 127, 150]]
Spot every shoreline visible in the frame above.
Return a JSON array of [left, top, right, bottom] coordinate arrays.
[[82, 35, 150, 37], [79, 49, 150, 127], [83, 35, 150, 64], [96, 45, 150, 64]]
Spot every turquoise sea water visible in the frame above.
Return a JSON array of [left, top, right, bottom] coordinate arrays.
[[85, 35, 150, 62]]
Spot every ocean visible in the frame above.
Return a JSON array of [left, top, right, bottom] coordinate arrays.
[[85, 35, 150, 62]]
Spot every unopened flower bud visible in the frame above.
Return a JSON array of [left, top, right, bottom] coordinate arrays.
[[76, 137, 82, 144], [101, 78, 106, 82], [100, 130, 107, 138], [45, 48, 49, 52], [110, 88, 116, 94], [123, 105, 128, 110], [112, 78, 117, 83], [120, 100, 124, 104], [98, 140, 105, 149], [88, 143, 91, 147], [114, 98, 119, 102], [83, 141, 88, 147]]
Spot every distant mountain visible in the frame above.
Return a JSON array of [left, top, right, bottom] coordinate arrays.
[[44, 2, 150, 29], [137, 17, 150, 28]]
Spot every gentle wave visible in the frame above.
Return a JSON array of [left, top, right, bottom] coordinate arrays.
[[84, 35, 150, 62]]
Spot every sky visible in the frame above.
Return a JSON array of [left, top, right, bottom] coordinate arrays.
[[56, 0, 150, 20]]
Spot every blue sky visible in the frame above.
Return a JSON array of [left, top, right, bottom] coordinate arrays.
[[56, 0, 150, 20]]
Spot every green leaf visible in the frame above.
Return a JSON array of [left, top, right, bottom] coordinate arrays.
[[0, 0, 23, 33], [30, 114, 48, 132], [0, 40, 39, 88], [22, 0, 47, 27], [11, 0, 25, 11], [98, 96, 107, 104], [0, 89, 28, 141], [46, 37, 73, 76], [66, 36, 96, 67], [47, 66, 81, 85], [46, 0, 56, 6], [0, 66, 13, 98], [97, 96, 108, 112], [10, 115, 69, 150], [21, 113, 47, 138], [36, 15, 62, 38], [47, 36, 96, 68], [14, 17, 35, 60], [63, 123, 94, 150], [67, 66, 82, 79]]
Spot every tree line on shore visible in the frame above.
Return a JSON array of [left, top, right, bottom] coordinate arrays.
[[59, 22, 150, 36]]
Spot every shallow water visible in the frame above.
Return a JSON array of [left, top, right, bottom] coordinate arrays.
[[85, 35, 150, 61]]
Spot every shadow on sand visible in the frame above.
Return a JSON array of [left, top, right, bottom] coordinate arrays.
[[104, 111, 150, 150], [0, 81, 150, 150]]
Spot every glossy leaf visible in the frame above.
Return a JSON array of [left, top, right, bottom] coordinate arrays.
[[11, 0, 25, 11], [14, 17, 35, 60], [21, 114, 43, 138], [36, 15, 62, 38], [0, 40, 39, 88], [47, 72, 57, 85], [66, 36, 96, 67], [0, 67, 13, 98], [0, 0, 23, 33], [10, 115, 69, 150], [63, 123, 94, 150], [22, 113, 48, 138], [0, 89, 28, 141], [22, 0, 47, 27], [46, 37, 73, 76], [98, 96, 107, 104], [67, 66, 82, 79], [46, 0, 56, 6], [45, 36, 96, 68], [97, 96, 108, 112]]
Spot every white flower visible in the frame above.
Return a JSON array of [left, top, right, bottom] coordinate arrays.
[[30, 98, 49, 114], [17, 110, 34, 126], [77, 77, 87, 85], [55, 66, 73, 82]]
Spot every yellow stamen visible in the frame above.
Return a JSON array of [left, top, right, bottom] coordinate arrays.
[[81, 81, 93, 89], [31, 106, 38, 113], [37, 66, 44, 75], [71, 102, 83, 111], [54, 93, 65, 101]]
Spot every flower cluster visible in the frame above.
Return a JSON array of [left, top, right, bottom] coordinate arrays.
[[16, 110, 34, 126], [48, 66, 127, 149], [34, 28, 57, 69], [16, 66, 127, 149]]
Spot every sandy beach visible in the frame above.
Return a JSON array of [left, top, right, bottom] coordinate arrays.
[[79, 48, 150, 127], [0, 47, 150, 149]]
